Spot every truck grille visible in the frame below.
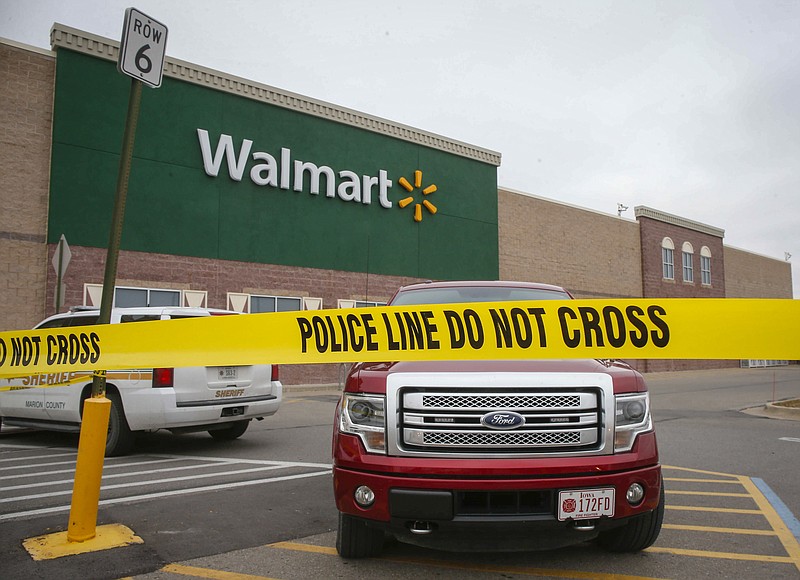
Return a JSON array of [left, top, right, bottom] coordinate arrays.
[[423, 394, 582, 409], [397, 387, 603, 455], [422, 430, 583, 447]]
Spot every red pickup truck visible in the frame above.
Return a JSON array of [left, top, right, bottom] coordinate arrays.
[[332, 280, 663, 557]]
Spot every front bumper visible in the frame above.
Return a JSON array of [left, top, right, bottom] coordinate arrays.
[[333, 431, 661, 550]]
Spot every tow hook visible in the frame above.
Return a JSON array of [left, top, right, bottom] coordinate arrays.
[[408, 521, 436, 535], [572, 520, 597, 532]]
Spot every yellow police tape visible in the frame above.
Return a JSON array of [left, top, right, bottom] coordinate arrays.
[[0, 299, 797, 382]]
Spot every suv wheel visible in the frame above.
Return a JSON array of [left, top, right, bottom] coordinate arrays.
[[208, 420, 250, 440], [105, 392, 135, 456]]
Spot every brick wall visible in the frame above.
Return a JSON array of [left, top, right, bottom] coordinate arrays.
[[43, 244, 424, 385], [636, 215, 732, 372], [724, 246, 793, 298], [498, 189, 642, 298], [638, 216, 726, 299], [0, 42, 54, 332]]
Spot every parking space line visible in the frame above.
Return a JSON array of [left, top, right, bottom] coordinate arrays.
[[664, 477, 741, 484], [662, 523, 777, 536], [667, 505, 762, 515], [382, 557, 666, 580], [667, 490, 751, 498], [660, 466, 800, 574], [752, 477, 800, 542], [739, 475, 800, 572], [0, 451, 77, 462], [269, 541, 336, 555], [0, 469, 331, 522], [0, 457, 185, 481], [0, 460, 242, 491], [269, 542, 666, 579], [161, 563, 279, 580], [646, 546, 795, 564]]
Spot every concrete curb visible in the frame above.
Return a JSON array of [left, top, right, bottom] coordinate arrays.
[[743, 399, 800, 421], [763, 400, 800, 421]]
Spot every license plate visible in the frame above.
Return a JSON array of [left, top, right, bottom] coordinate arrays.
[[218, 367, 238, 380], [558, 488, 615, 521]]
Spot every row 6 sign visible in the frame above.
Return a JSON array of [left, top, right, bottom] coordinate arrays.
[[118, 7, 168, 88]]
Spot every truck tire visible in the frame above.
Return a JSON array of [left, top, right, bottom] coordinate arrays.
[[105, 392, 135, 457], [336, 512, 384, 558], [598, 485, 665, 552], [208, 420, 249, 440]]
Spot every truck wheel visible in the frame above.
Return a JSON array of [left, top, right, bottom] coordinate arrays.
[[598, 485, 665, 552], [105, 392, 135, 457], [336, 512, 384, 558], [208, 420, 249, 440]]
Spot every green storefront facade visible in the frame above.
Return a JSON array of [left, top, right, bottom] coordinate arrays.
[[49, 43, 500, 281]]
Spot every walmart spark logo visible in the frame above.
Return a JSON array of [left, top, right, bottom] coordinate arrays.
[[397, 170, 438, 222]]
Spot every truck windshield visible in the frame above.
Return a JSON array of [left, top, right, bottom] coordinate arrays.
[[390, 287, 571, 306]]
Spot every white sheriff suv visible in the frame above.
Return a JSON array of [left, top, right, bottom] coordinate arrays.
[[0, 306, 282, 455]]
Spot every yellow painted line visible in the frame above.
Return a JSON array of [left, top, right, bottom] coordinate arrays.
[[664, 477, 742, 484], [384, 555, 665, 579], [666, 490, 751, 498], [646, 546, 796, 564], [738, 476, 800, 573], [270, 541, 665, 579], [662, 523, 777, 536], [268, 541, 336, 555], [662, 465, 740, 480], [667, 505, 762, 515], [161, 563, 279, 580]]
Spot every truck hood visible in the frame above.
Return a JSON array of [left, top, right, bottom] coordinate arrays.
[[347, 359, 646, 394]]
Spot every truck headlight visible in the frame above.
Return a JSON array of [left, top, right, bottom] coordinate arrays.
[[340, 394, 386, 453], [614, 393, 652, 452]]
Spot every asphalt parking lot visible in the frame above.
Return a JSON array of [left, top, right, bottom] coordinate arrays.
[[120, 463, 800, 580], [2, 368, 799, 579]]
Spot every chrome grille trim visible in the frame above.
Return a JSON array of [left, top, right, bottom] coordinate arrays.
[[405, 427, 597, 447], [385, 372, 616, 459], [405, 391, 596, 411]]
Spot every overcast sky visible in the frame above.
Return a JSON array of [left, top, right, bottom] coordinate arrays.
[[2, 0, 797, 296]]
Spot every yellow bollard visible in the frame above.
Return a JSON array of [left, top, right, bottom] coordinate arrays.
[[67, 396, 111, 543]]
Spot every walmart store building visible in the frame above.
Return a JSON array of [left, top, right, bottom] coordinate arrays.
[[1, 25, 793, 383]]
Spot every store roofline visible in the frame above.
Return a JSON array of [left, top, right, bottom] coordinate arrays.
[[1, 36, 53, 57], [634, 206, 725, 238], [499, 187, 640, 223], [48, 23, 501, 167]]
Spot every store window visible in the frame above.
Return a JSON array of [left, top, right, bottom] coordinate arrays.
[[83, 284, 206, 309], [700, 246, 712, 286], [114, 286, 181, 307], [661, 238, 675, 280], [227, 293, 320, 313], [250, 295, 303, 313], [682, 242, 694, 283]]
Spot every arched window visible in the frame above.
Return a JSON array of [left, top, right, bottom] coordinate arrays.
[[700, 246, 712, 285], [661, 238, 674, 280], [682, 242, 694, 283]]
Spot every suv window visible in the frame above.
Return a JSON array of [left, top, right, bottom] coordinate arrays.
[[37, 315, 100, 329], [120, 315, 162, 323]]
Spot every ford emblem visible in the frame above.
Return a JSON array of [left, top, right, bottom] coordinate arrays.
[[481, 411, 526, 430]]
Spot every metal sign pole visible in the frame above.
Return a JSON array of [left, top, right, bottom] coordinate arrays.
[[55, 239, 64, 313], [90, 78, 143, 399]]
